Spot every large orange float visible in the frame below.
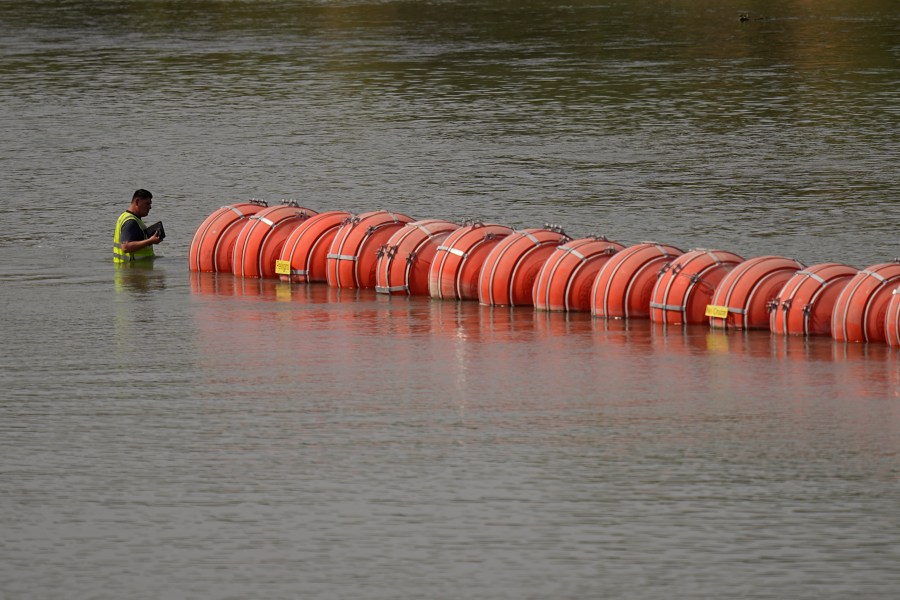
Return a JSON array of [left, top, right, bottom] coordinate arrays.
[[591, 242, 683, 319], [277, 210, 351, 283], [533, 237, 624, 312], [706, 255, 805, 330], [831, 261, 900, 343], [428, 222, 513, 300], [649, 249, 744, 325], [188, 200, 268, 273], [326, 210, 414, 289], [478, 227, 571, 307], [885, 288, 900, 347], [768, 263, 857, 336], [231, 202, 316, 279], [374, 219, 459, 296]]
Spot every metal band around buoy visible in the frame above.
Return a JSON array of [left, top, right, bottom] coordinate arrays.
[[327, 253, 357, 261], [436, 246, 466, 258], [796, 270, 826, 284], [649, 302, 684, 312]]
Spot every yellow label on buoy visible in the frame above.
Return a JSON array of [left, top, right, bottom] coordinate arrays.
[[275, 259, 291, 275], [705, 305, 729, 318]]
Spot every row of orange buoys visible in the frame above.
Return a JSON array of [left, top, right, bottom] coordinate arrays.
[[189, 201, 900, 347]]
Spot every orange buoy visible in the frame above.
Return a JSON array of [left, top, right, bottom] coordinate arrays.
[[707, 255, 805, 330], [885, 288, 900, 347], [591, 242, 684, 319], [831, 261, 900, 343], [533, 237, 625, 312], [478, 227, 571, 307], [188, 200, 268, 273], [374, 219, 459, 295], [326, 210, 414, 289], [768, 263, 857, 336], [428, 222, 514, 300], [277, 210, 351, 283], [232, 202, 316, 279], [649, 249, 744, 325]]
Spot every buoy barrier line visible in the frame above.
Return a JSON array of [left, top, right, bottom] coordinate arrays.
[[707, 256, 805, 330], [478, 228, 571, 307], [831, 262, 900, 343], [649, 249, 744, 325], [188, 201, 269, 273], [591, 242, 683, 319], [769, 263, 857, 336], [191, 205, 900, 346], [429, 223, 513, 300]]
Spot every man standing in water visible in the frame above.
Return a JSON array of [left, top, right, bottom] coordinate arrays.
[[113, 189, 164, 263]]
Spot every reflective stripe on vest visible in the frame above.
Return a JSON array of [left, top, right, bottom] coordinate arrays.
[[113, 211, 155, 263]]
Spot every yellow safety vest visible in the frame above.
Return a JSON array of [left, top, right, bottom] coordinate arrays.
[[113, 211, 155, 263]]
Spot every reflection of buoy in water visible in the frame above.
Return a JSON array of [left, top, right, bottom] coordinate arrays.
[[429, 222, 513, 300], [375, 219, 459, 296], [326, 210, 414, 289], [533, 237, 624, 312], [707, 255, 805, 330], [831, 261, 900, 343], [278, 210, 351, 283], [885, 288, 900, 347], [478, 227, 571, 307], [232, 202, 316, 279], [189, 200, 268, 273], [591, 242, 683, 319], [650, 249, 744, 325], [768, 262, 857, 336]]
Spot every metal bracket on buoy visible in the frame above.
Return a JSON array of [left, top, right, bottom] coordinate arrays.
[[543, 223, 568, 237], [248, 198, 268, 207], [280, 199, 300, 207]]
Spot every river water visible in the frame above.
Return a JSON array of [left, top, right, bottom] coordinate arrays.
[[1, 1, 899, 598]]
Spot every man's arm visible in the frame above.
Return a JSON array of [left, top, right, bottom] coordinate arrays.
[[120, 219, 162, 253]]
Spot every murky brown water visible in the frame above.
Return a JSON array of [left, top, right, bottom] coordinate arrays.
[[1, 1, 898, 598]]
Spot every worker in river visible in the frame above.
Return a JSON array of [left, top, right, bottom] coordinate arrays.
[[113, 189, 164, 263]]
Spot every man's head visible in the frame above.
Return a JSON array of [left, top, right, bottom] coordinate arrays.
[[130, 189, 153, 217]]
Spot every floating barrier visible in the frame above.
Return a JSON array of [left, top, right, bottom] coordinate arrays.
[[591, 242, 683, 319], [189, 202, 900, 346], [831, 261, 900, 343], [326, 210, 414, 289], [533, 237, 624, 312], [885, 288, 900, 347], [277, 210, 351, 283], [478, 226, 571, 307], [650, 249, 744, 325], [707, 255, 805, 330], [375, 219, 459, 296], [188, 200, 268, 273], [232, 202, 316, 279], [429, 222, 513, 300], [768, 263, 857, 336]]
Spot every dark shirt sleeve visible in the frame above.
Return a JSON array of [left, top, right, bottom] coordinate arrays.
[[120, 219, 146, 243]]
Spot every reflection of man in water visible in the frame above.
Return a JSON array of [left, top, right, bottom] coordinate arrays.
[[113, 189, 163, 263]]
